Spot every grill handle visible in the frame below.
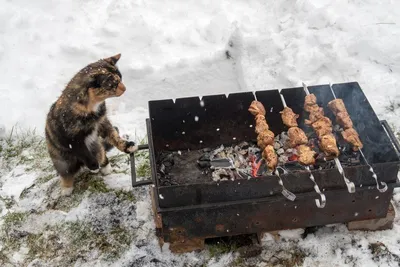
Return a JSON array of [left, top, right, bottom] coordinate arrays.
[[130, 144, 153, 187], [381, 120, 400, 159]]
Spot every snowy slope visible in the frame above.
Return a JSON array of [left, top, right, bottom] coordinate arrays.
[[1, 0, 400, 266]]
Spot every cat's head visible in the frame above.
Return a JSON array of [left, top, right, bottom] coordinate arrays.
[[83, 54, 127, 101]]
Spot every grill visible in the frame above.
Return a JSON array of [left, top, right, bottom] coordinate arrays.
[[131, 82, 400, 253]]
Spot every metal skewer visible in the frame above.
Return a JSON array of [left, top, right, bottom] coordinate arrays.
[[279, 93, 326, 208], [329, 83, 387, 193], [303, 82, 355, 193], [252, 94, 296, 201]]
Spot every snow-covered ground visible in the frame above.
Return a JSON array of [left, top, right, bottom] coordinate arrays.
[[1, 0, 400, 266]]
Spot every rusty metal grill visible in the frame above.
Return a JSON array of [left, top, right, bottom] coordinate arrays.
[[130, 82, 400, 252]]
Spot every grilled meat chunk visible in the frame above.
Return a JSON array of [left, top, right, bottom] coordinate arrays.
[[287, 127, 308, 147], [297, 144, 316, 165], [305, 107, 325, 125], [255, 115, 269, 134], [262, 145, 278, 170], [280, 107, 299, 127], [328, 99, 346, 115], [304, 94, 317, 111], [319, 134, 340, 157], [311, 117, 333, 138], [336, 111, 353, 129], [257, 130, 275, 150], [248, 101, 266, 116], [342, 128, 363, 151]]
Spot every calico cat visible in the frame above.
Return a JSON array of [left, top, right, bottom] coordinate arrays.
[[45, 54, 137, 196]]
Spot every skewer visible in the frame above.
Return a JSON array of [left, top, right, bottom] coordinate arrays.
[[274, 169, 296, 201], [329, 83, 387, 193], [302, 82, 355, 193], [279, 93, 326, 208], [250, 94, 296, 201]]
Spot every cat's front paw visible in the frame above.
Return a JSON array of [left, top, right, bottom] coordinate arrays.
[[61, 187, 74, 196], [124, 141, 138, 153], [100, 163, 113, 175]]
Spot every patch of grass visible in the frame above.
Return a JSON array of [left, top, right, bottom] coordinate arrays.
[[0, 212, 29, 253], [369, 242, 400, 262], [269, 248, 308, 267], [0, 126, 52, 175], [87, 178, 110, 194], [0, 196, 15, 209], [2, 212, 27, 229], [207, 235, 254, 259], [230, 257, 245, 266], [37, 173, 56, 184], [115, 190, 136, 202], [208, 242, 236, 258], [134, 136, 151, 178], [136, 160, 151, 178], [26, 222, 133, 263]]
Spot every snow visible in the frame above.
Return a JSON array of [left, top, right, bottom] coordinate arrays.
[[0, 165, 37, 199], [2, 0, 400, 266]]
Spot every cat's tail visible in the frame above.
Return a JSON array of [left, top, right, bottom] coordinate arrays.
[[102, 126, 119, 152]]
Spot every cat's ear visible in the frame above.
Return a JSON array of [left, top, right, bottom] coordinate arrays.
[[103, 54, 121, 65]]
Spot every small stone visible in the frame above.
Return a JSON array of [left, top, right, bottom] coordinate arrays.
[[279, 155, 289, 163], [277, 148, 285, 155], [274, 142, 282, 150]]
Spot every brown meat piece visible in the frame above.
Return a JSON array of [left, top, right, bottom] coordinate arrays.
[[297, 145, 316, 165], [280, 107, 299, 127], [287, 127, 308, 147], [342, 128, 363, 151], [319, 134, 340, 157], [262, 145, 278, 170], [257, 130, 275, 150], [305, 107, 325, 125], [255, 115, 269, 134], [311, 117, 333, 138], [328, 99, 346, 115], [304, 94, 317, 108], [336, 111, 353, 129], [314, 126, 333, 139], [248, 101, 266, 116]]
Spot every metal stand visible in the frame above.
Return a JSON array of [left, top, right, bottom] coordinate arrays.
[[130, 144, 153, 187]]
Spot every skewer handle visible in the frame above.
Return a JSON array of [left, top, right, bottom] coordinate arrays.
[[305, 166, 326, 208], [274, 169, 296, 201], [334, 157, 355, 193]]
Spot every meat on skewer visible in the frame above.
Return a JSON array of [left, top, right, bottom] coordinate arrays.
[[257, 130, 275, 150], [279, 102, 317, 165], [249, 100, 278, 170], [304, 93, 340, 157], [262, 145, 278, 170], [287, 127, 308, 148], [297, 144, 317, 165], [328, 99, 363, 151], [342, 128, 363, 151], [320, 133, 340, 157], [280, 107, 299, 128]]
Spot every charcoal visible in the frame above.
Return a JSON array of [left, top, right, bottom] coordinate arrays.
[[199, 152, 211, 161], [198, 161, 211, 168]]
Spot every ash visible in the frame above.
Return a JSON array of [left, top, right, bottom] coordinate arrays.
[[157, 124, 362, 185]]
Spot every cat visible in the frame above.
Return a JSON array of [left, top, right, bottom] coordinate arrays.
[[45, 54, 137, 196]]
